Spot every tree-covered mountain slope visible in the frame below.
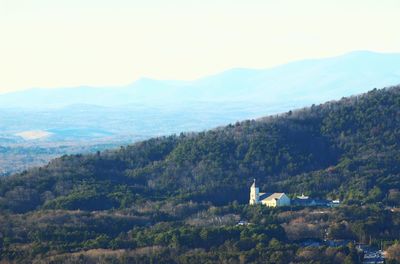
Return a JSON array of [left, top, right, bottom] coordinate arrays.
[[0, 86, 399, 213]]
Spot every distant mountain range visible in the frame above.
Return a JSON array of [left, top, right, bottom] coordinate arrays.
[[1, 51, 399, 108]]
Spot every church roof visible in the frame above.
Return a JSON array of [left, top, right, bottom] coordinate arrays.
[[259, 192, 271, 200], [261, 192, 287, 201]]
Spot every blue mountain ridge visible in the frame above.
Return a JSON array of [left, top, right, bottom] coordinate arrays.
[[1, 51, 399, 108]]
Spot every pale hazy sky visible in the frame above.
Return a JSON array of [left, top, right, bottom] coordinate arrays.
[[1, 0, 399, 93]]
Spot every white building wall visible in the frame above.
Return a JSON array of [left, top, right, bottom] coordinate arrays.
[[249, 186, 260, 204]]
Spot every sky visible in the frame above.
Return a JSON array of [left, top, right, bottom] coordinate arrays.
[[0, 0, 400, 93]]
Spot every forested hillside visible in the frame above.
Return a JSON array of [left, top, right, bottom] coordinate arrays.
[[0, 86, 399, 263], [1, 86, 399, 213]]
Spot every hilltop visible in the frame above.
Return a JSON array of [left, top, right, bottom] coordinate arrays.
[[1, 51, 399, 177]]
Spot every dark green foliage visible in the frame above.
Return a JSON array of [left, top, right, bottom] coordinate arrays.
[[0, 203, 375, 263]]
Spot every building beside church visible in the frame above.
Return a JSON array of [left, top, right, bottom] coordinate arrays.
[[292, 194, 340, 207], [292, 194, 329, 206], [249, 179, 290, 207]]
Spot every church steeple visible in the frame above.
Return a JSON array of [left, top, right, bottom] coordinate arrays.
[[249, 178, 260, 205], [251, 178, 256, 188]]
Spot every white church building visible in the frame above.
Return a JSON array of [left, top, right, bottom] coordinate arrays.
[[249, 179, 291, 207]]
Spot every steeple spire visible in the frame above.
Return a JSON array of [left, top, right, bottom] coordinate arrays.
[[251, 178, 256, 188]]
